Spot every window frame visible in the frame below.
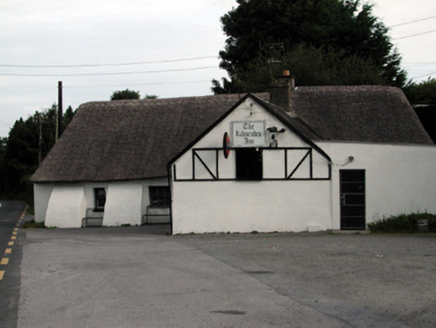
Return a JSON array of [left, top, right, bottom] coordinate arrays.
[[93, 188, 106, 212], [149, 186, 170, 208]]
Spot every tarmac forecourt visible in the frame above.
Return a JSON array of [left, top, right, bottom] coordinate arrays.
[[0, 203, 26, 281]]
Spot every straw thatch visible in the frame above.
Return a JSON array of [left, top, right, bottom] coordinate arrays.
[[290, 86, 432, 144], [32, 86, 432, 183]]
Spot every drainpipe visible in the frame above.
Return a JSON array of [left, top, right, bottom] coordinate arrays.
[[166, 165, 173, 235]]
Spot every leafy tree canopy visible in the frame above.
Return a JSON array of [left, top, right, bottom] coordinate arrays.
[[110, 89, 141, 100], [0, 104, 75, 202], [403, 78, 436, 105], [213, 0, 406, 93]]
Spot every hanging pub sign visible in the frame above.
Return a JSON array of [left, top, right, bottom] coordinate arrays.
[[231, 121, 266, 147]]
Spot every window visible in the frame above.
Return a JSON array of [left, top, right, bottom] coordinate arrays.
[[94, 188, 106, 211], [235, 148, 263, 180], [149, 186, 170, 207]]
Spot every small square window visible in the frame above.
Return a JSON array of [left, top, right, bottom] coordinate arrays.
[[94, 188, 106, 211], [149, 186, 170, 207]]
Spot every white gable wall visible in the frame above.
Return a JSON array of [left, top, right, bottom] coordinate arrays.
[[174, 99, 330, 181], [171, 98, 332, 234]]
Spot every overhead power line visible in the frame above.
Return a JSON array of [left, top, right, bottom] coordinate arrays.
[[394, 29, 436, 40], [65, 80, 212, 89], [389, 15, 436, 28], [0, 66, 217, 77], [0, 55, 217, 68]]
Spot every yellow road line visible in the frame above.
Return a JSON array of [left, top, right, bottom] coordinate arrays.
[[5, 248, 12, 254], [12, 232, 17, 235], [1, 258, 9, 265], [11, 236, 16, 240], [13, 228, 18, 231], [0, 271, 4, 280], [8, 241, 14, 246]]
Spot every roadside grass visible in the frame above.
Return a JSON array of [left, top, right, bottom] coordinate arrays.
[[22, 219, 55, 229], [369, 213, 436, 233]]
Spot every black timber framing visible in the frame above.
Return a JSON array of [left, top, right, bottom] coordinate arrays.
[[173, 147, 331, 182]]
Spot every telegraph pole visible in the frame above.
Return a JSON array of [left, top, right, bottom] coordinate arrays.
[[57, 81, 63, 141]]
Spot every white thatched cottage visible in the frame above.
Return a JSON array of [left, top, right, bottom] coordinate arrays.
[[32, 76, 436, 233]]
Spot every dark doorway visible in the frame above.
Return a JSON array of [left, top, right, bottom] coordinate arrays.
[[340, 170, 366, 230], [236, 148, 263, 180]]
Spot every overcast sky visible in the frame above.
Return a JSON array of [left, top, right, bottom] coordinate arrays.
[[1, 0, 435, 138]]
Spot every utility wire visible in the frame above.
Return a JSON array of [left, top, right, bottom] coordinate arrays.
[[0, 55, 218, 68], [0, 66, 217, 77], [394, 29, 436, 40], [389, 15, 436, 28], [65, 80, 212, 89]]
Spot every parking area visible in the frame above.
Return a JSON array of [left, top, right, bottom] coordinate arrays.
[[17, 227, 436, 327]]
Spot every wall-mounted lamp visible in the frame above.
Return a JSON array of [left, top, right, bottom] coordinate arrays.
[[267, 126, 286, 147], [341, 156, 355, 166]]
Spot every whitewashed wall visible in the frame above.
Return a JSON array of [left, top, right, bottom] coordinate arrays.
[[171, 98, 436, 234], [322, 142, 436, 229], [172, 180, 331, 234], [45, 186, 86, 228], [34, 178, 168, 228], [174, 98, 330, 181], [171, 98, 332, 233], [34, 184, 54, 223]]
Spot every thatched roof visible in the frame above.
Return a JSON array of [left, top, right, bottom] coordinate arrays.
[[32, 86, 432, 183], [289, 86, 432, 144]]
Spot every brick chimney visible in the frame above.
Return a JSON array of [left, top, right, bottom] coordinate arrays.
[[269, 70, 295, 112]]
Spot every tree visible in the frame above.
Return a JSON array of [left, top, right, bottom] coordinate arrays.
[[110, 89, 140, 100], [213, 0, 406, 93], [403, 78, 436, 105], [144, 94, 158, 99], [0, 104, 75, 201], [214, 44, 386, 93]]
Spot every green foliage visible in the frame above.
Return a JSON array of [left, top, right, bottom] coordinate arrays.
[[214, 0, 406, 93], [0, 104, 76, 202], [110, 89, 141, 100], [214, 44, 386, 93], [368, 213, 436, 233], [403, 78, 436, 105], [144, 94, 158, 99], [22, 219, 47, 229]]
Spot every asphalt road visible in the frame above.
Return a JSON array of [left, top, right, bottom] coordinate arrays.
[[16, 226, 436, 328], [0, 201, 28, 328]]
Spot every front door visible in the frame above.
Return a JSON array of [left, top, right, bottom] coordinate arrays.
[[340, 170, 366, 230]]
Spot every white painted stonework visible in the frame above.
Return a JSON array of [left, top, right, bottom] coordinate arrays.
[[103, 183, 143, 226], [35, 178, 168, 228], [171, 99, 332, 233], [34, 97, 436, 233], [45, 186, 86, 228]]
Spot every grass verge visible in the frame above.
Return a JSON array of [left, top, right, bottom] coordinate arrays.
[[368, 213, 436, 233]]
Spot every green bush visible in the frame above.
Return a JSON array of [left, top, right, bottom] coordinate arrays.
[[368, 213, 436, 233]]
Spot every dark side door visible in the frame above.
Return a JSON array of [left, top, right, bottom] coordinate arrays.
[[340, 170, 366, 230]]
